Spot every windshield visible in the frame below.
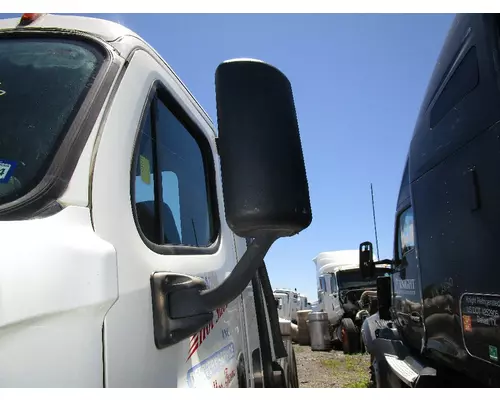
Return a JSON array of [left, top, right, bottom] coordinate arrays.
[[337, 268, 390, 290], [0, 37, 105, 205]]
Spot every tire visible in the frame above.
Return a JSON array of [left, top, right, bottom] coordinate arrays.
[[237, 358, 247, 387], [341, 318, 360, 354], [278, 341, 299, 388], [287, 347, 299, 388]]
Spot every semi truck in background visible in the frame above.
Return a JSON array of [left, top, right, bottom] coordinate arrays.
[[314, 250, 390, 354], [274, 292, 291, 321], [358, 13, 500, 388], [0, 13, 312, 387], [273, 288, 300, 323], [298, 294, 311, 311], [273, 289, 310, 323]]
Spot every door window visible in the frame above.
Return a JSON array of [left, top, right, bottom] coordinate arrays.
[[319, 276, 327, 292], [398, 207, 415, 259], [132, 87, 219, 250]]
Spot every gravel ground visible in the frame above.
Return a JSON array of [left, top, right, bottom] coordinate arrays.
[[294, 344, 372, 388]]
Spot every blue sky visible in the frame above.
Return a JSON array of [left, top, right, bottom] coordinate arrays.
[[1, 13, 454, 301]]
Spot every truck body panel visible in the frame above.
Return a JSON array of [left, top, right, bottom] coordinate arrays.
[[0, 206, 118, 387], [362, 14, 500, 388]]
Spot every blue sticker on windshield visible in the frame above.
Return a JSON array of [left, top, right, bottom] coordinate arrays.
[[0, 160, 17, 183]]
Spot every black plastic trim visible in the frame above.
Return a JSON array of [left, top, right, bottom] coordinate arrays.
[[150, 272, 212, 349], [130, 78, 221, 256], [0, 30, 120, 221]]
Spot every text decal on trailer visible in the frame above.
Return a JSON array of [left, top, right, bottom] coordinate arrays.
[[187, 305, 228, 361]]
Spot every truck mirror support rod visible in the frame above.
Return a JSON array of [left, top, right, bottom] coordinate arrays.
[[150, 233, 278, 349], [178, 233, 277, 314]]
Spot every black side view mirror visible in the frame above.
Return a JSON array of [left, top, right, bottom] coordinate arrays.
[[150, 59, 313, 349], [359, 241, 375, 279], [216, 59, 312, 239]]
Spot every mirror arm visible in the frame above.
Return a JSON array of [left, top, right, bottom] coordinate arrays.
[[168, 233, 277, 318], [201, 233, 277, 309]]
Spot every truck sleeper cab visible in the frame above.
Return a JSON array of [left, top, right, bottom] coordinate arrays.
[[360, 13, 500, 388], [0, 13, 312, 388]]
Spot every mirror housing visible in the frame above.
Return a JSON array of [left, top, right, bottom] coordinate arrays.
[[359, 241, 376, 279], [150, 59, 312, 349], [216, 58, 312, 238]]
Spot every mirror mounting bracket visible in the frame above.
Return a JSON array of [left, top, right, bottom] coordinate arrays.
[[150, 233, 277, 349]]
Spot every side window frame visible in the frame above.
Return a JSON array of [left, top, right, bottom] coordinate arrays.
[[130, 80, 221, 256], [329, 274, 338, 294], [319, 276, 326, 293]]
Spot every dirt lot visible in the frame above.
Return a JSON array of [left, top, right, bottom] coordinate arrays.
[[294, 344, 372, 388]]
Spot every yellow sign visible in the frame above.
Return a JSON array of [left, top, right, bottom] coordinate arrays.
[[139, 155, 151, 185]]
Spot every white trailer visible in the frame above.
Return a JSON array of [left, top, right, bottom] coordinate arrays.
[[0, 13, 311, 387]]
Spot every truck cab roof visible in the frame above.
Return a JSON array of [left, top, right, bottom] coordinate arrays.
[[0, 13, 214, 132], [313, 249, 387, 275], [0, 14, 138, 42], [273, 288, 297, 294]]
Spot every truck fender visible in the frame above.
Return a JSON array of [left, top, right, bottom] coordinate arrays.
[[361, 313, 437, 387], [360, 312, 385, 354]]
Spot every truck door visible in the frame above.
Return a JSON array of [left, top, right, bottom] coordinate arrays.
[[329, 273, 343, 324], [392, 205, 424, 351], [91, 50, 244, 387], [318, 275, 328, 313]]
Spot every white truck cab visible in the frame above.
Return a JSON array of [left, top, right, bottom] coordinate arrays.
[[0, 13, 311, 388], [298, 294, 310, 311], [273, 288, 299, 323], [274, 292, 290, 321], [313, 250, 389, 325], [313, 250, 390, 354]]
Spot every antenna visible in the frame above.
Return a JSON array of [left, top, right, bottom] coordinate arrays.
[[370, 183, 380, 260]]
